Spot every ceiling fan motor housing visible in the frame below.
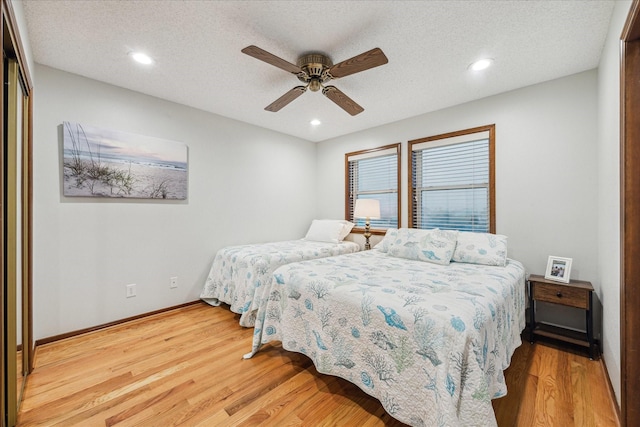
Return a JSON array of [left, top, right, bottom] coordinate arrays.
[[297, 53, 332, 90]]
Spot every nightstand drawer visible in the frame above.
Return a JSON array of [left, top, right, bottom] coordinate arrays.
[[533, 283, 589, 309]]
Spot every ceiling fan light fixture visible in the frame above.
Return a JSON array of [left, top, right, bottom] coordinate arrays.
[[129, 51, 154, 65], [310, 119, 321, 126], [469, 58, 493, 71], [308, 78, 322, 92]]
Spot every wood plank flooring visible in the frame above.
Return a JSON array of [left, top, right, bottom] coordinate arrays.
[[17, 302, 619, 426]]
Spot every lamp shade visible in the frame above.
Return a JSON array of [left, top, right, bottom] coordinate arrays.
[[354, 199, 381, 219]]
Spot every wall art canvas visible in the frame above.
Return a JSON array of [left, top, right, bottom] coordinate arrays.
[[62, 121, 188, 199]]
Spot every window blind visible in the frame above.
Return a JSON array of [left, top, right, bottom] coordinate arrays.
[[346, 145, 399, 230], [411, 132, 491, 232]]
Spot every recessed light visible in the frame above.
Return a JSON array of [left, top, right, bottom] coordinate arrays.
[[310, 119, 321, 126], [129, 51, 154, 65], [469, 58, 493, 71]]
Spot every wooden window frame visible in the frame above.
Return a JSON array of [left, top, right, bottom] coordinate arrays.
[[408, 124, 496, 233], [345, 143, 401, 235]]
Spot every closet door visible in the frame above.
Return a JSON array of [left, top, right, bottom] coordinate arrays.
[[4, 57, 20, 427], [4, 55, 29, 426], [1, 0, 33, 425]]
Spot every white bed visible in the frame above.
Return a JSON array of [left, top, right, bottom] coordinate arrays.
[[200, 220, 360, 327], [247, 228, 526, 426]]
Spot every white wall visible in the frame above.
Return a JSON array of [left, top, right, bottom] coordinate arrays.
[[597, 0, 632, 406], [318, 70, 600, 330], [32, 65, 317, 340]]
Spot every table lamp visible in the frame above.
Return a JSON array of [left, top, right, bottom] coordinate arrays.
[[354, 199, 381, 250]]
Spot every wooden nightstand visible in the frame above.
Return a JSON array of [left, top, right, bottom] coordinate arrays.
[[528, 274, 597, 359]]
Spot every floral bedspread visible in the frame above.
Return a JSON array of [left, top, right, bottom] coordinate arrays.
[[248, 249, 526, 426], [200, 239, 360, 327]]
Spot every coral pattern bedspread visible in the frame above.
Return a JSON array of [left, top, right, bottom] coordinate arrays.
[[200, 240, 360, 327], [249, 250, 526, 426]]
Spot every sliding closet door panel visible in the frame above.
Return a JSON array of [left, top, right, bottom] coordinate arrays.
[[4, 58, 19, 427], [2, 0, 33, 425]]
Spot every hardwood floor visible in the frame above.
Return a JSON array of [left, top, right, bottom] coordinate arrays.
[[17, 302, 619, 426]]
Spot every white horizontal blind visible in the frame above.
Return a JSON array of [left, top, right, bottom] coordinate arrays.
[[347, 147, 398, 229], [411, 135, 490, 232]]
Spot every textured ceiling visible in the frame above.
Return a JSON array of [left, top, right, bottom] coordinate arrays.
[[21, 1, 615, 142]]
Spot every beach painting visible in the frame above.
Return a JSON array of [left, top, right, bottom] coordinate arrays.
[[62, 121, 188, 199]]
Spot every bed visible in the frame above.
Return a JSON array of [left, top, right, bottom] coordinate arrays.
[[200, 220, 360, 327], [246, 228, 526, 426]]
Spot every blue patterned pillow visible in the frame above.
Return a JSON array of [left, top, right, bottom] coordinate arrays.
[[451, 231, 508, 266], [374, 228, 398, 252], [387, 228, 458, 265]]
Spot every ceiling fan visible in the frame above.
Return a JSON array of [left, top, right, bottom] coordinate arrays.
[[241, 45, 388, 116]]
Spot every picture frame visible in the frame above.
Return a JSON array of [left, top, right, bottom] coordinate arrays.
[[544, 256, 573, 283], [61, 121, 188, 200]]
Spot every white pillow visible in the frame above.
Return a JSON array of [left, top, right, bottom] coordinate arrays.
[[451, 231, 508, 266], [304, 220, 347, 243], [387, 228, 458, 265], [315, 219, 355, 241], [336, 220, 355, 241]]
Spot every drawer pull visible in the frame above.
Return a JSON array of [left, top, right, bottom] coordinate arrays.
[[556, 292, 562, 298]]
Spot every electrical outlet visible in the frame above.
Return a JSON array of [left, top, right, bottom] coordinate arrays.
[[170, 276, 178, 288], [126, 284, 136, 298]]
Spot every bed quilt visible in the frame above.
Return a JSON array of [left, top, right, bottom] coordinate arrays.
[[248, 250, 526, 426], [200, 239, 360, 327]]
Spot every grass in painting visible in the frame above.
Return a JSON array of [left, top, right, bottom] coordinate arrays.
[[146, 179, 169, 199], [63, 122, 138, 196]]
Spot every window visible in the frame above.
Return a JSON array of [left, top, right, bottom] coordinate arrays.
[[409, 125, 495, 233], [345, 143, 401, 232]]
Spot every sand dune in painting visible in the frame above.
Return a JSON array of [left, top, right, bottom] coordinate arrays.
[[63, 159, 187, 199]]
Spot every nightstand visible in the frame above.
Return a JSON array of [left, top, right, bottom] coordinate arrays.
[[528, 274, 597, 359]]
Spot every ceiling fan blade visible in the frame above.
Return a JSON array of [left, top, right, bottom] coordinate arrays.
[[241, 45, 302, 74], [328, 48, 388, 79], [322, 86, 364, 116], [265, 86, 307, 112]]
